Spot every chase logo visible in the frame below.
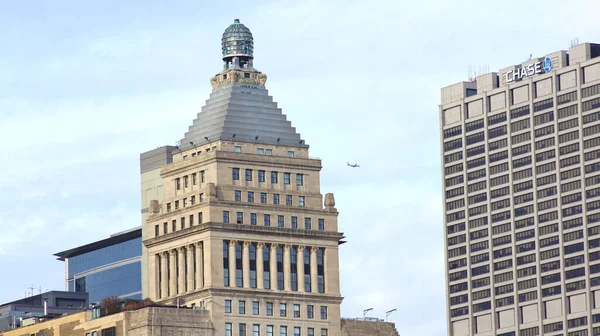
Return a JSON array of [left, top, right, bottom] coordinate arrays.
[[505, 56, 554, 83], [543, 57, 553, 73]]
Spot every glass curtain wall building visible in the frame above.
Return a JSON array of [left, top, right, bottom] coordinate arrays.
[[440, 43, 600, 336], [54, 227, 142, 303]]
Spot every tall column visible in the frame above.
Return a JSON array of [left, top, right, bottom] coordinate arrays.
[[178, 247, 185, 294], [160, 252, 168, 299], [310, 247, 318, 293], [229, 241, 237, 287], [297, 246, 305, 292], [256, 243, 264, 289], [195, 242, 204, 289], [187, 244, 194, 292], [169, 249, 177, 297], [243, 242, 250, 288], [270, 244, 278, 290], [283, 245, 291, 291]]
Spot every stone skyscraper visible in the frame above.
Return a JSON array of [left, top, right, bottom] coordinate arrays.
[[140, 19, 343, 336], [440, 43, 600, 335]]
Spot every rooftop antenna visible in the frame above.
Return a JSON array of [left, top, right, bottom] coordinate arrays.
[[528, 53, 532, 61], [570, 38, 580, 48]]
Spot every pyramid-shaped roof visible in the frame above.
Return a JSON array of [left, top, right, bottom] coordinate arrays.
[[179, 82, 307, 150]]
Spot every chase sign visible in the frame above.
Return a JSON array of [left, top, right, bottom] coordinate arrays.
[[505, 57, 553, 83]]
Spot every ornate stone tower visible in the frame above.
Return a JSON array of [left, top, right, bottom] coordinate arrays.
[[142, 19, 344, 336]]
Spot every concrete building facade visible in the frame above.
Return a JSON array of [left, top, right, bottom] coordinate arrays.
[[140, 19, 345, 336], [440, 43, 600, 335]]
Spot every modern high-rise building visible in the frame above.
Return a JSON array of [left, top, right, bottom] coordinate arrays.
[[440, 42, 600, 336], [54, 227, 143, 303], [139, 19, 345, 336]]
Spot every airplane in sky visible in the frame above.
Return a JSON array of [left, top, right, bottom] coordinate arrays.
[[347, 162, 360, 168]]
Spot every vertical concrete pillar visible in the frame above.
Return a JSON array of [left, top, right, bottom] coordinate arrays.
[[283, 244, 291, 291], [160, 252, 168, 299], [187, 244, 194, 292], [310, 247, 318, 293], [270, 244, 278, 290], [229, 241, 237, 287], [169, 250, 177, 297], [257, 243, 264, 290], [243, 241, 250, 288], [297, 246, 305, 292], [195, 242, 204, 289]]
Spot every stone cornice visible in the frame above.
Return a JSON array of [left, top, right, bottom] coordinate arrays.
[[143, 222, 344, 248]]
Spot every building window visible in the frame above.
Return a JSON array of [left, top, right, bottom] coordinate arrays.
[[257, 148, 264, 154], [235, 190, 241, 201], [192, 173, 197, 185], [281, 327, 287, 336], [176, 178, 181, 190], [292, 216, 298, 229], [250, 244, 257, 288], [237, 212, 243, 224], [307, 328, 314, 336], [293, 304, 300, 317], [232, 168, 240, 181], [184, 176, 189, 188], [163, 222, 168, 234], [190, 214, 194, 226], [304, 217, 311, 230], [318, 219, 324, 231], [253, 301, 260, 315], [223, 241, 230, 286], [280, 303, 287, 317], [284, 173, 291, 184], [225, 323, 232, 336], [267, 326, 273, 336], [318, 248, 325, 293], [248, 192, 254, 202], [239, 300, 246, 314], [286, 195, 293, 206], [183, 198, 187, 207], [258, 170, 265, 182], [251, 213, 257, 225], [277, 246, 284, 289], [155, 224, 159, 237], [181, 217, 186, 229], [271, 171, 278, 183], [299, 196, 305, 207], [278, 215, 284, 228], [320, 306, 328, 319], [223, 211, 230, 223], [264, 214, 271, 226], [225, 300, 232, 313], [296, 174, 303, 186], [294, 327, 301, 336], [264, 246, 271, 289], [236, 243, 243, 287], [239, 323, 246, 336], [253, 324, 260, 336], [246, 169, 253, 181], [266, 149, 272, 155], [307, 305, 314, 318], [320, 329, 327, 336], [273, 194, 280, 204], [199, 212, 203, 224], [199, 193, 204, 202], [266, 302, 273, 316], [288, 151, 294, 158], [261, 192, 267, 203], [167, 203, 171, 212], [191, 195, 196, 205], [234, 146, 241, 152], [201, 170, 206, 183], [175, 201, 179, 210], [172, 220, 176, 232]]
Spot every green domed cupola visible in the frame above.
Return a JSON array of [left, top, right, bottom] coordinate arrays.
[[221, 19, 254, 69]]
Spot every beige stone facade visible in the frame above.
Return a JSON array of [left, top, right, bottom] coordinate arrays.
[[0, 307, 213, 336], [440, 43, 600, 335], [143, 139, 343, 336]]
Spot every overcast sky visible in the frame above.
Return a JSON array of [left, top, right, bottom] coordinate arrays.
[[1, 0, 600, 335]]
